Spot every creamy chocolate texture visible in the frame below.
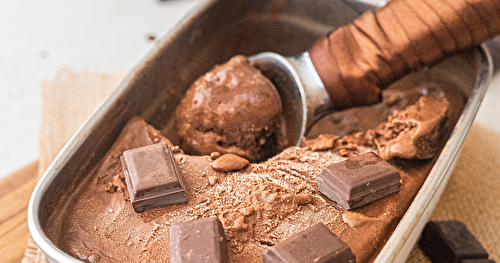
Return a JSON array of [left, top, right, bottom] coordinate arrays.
[[307, 81, 464, 139], [45, 82, 465, 263], [175, 55, 287, 162], [371, 96, 449, 160]]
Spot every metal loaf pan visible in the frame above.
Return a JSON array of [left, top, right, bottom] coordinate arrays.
[[28, 0, 492, 262]]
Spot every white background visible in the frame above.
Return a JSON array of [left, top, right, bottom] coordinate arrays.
[[0, 0, 200, 179]]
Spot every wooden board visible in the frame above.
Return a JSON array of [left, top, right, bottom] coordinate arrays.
[[0, 161, 39, 263]]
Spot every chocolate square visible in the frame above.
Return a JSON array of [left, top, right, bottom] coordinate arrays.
[[317, 152, 401, 210], [169, 217, 229, 263], [419, 221, 488, 263], [263, 223, 355, 263], [121, 141, 188, 213]]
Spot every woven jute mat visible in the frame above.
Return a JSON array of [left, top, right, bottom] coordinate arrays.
[[23, 66, 126, 263], [23, 67, 500, 262]]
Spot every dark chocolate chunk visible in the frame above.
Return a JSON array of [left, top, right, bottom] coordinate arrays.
[[317, 152, 401, 210], [121, 141, 188, 213], [169, 217, 229, 263], [419, 221, 488, 263], [262, 223, 355, 263]]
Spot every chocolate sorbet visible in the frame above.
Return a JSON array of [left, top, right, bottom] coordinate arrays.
[[175, 55, 287, 162], [45, 81, 465, 263]]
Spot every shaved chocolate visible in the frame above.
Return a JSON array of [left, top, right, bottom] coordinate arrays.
[[121, 141, 188, 213], [169, 217, 229, 263], [262, 223, 355, 263], [317, 152, 401, 210], [419, 221, 488, 263]]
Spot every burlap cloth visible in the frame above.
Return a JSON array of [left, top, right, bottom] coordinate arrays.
[[22, 66, 126, 263], [22, 64, 500, 262]]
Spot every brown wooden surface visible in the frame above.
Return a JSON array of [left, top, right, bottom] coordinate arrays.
[[0, 161, 39, 263]]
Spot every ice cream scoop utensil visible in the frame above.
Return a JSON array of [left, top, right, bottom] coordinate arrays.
[[249, 52, 324, 149], [250, 0, 500, 146]]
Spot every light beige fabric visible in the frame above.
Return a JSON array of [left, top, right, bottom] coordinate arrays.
[[23, 67, 125, 263], [23, 68, 499, 262], [38, 66, 126, 177], [407, 122, 500, 262]]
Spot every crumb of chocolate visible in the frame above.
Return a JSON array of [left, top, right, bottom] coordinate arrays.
[[147, 34, 156, 41], [208, 176, 218, 185], [301, 134, 339, 151], [104, 173, 129, 200], [338, 148, 349, 157], [210, 152, 221, 160], [211, 154, 249, 172]]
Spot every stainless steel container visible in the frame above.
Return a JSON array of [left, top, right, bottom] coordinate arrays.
[[28, 0, 493, 262]]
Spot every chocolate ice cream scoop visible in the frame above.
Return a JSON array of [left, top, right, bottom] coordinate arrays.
[[250, 0, 499, 146], [175, 55, 288, 162]]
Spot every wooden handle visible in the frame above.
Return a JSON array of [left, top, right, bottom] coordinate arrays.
[[309, 0, 500, 110]]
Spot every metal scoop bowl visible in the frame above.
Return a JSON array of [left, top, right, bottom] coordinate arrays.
[[250, 0, 500, 147], [249, 52, 331, 147]]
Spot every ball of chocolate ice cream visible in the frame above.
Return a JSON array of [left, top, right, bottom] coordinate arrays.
[[175, 55, 288, 162]]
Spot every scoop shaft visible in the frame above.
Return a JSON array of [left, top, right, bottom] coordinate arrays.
[[310, 0, 500, 110]]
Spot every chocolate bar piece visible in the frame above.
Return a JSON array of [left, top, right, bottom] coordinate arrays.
[[317, 152, 400, 210], [263, 223, 355, 263], [169, 217, 229, 263], [419, 221, 488, 263], [121, 141, 188, 213]]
